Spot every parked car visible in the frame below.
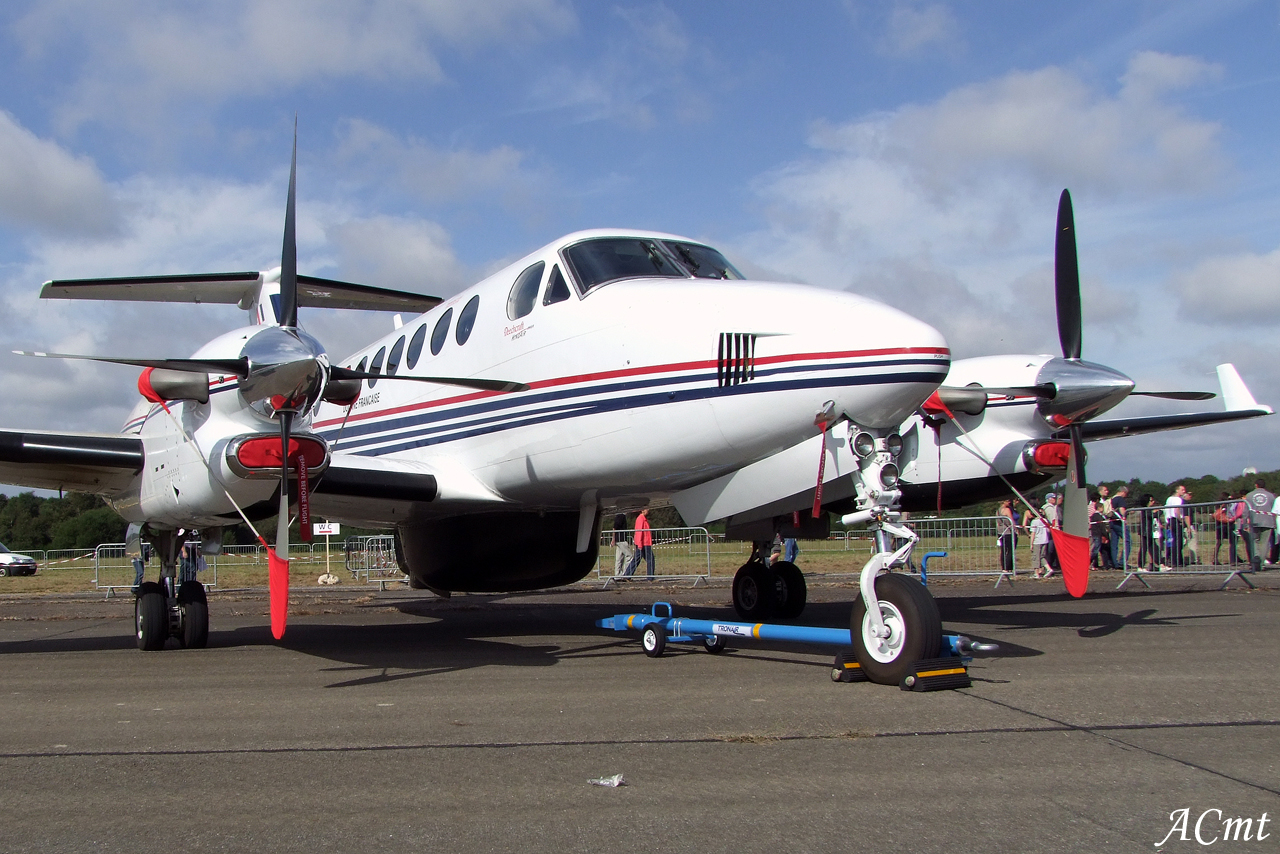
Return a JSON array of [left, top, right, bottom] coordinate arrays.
[[0, 543, 38, 576]]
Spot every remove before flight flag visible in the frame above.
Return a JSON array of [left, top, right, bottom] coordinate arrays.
[[260, 538, 290, 639], [1049, 528, 1091, 598]]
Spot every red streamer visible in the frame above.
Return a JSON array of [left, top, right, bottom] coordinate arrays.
[[1050, 528, 1091, 598]]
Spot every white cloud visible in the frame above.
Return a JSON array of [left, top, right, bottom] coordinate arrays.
[[520, 3, 715, 128], [327, 215, 468, 295], [740, 52, 1227, 358], [14, 0, 576, 132], [0, 166, 469, 434], [879, 3, 962, 57], [1175, 247, 1280, 326], [335, 119, 535, 205], [0, 111, 118, 235]]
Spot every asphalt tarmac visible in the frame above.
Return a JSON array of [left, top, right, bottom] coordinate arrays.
[[1, 573, 1276, 853]]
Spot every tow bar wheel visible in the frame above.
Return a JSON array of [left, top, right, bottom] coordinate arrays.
[[642, 623, 667, 657], [850, 572, 941, 685]]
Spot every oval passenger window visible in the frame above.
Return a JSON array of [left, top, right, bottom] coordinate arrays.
[[387, 336, 405, 376], [456, 295, 480, 345], [506, 262, 544, 321], [406, 325, 427, 369], [368, 346, 386, 388], [431, 308, 453, 356]]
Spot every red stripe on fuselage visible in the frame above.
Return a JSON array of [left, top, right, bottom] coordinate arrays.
[[312, 345, 950, 430]]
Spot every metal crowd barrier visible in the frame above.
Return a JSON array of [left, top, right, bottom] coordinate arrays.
[[595, 526, 713, 587], [900, 516, 1016, 587], [93, 542, 220, 598], [344, 535, 406, 589], [1114, 499, 1260, 590]]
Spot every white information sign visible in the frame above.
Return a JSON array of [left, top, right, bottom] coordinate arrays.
[[313, 522, 341, 536]]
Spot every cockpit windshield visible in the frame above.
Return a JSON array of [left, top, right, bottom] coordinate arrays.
[[563, 238, 686, 292], [662, 241, 743, 280], [563, 237, 745, 292]]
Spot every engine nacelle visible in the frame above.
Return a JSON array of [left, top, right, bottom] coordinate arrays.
[[396, 511, 600, 593]]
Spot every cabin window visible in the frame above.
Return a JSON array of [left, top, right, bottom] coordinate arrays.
[[542, 264, 571, 306], [456, 295, 480, 345], [431, 308, 453, 356], [663, 241, 744, 279], [355, 357, 367, 373], [563, 238, 685, 292], [406, 324, 426, 369], [368, 346, 386, 387], [506, 262, 544, 320], [387, 336, 406, 376]]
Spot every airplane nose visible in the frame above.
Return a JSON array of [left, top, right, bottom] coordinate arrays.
[[806, 292, 950, 428]]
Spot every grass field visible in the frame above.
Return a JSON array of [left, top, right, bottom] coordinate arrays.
[[1, 535, 1029, 596]]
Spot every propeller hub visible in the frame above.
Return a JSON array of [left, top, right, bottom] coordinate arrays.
[[1035, 357, 1134, 426], [238, 326, 329, 420]]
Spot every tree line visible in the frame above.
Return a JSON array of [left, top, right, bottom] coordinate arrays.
[[3, 467, 1277, 551]]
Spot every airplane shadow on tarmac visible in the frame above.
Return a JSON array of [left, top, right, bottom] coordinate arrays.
[[0, 588, 1241, 680], [935, 589, 1242, 648]]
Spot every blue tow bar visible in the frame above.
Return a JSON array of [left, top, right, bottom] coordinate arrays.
[[596, 601, 990, 658]]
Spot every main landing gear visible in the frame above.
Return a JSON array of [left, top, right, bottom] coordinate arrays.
[[731, 546, 807, 621], [135, 578, 209, 651]]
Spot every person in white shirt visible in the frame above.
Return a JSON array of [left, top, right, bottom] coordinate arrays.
[[1164, 484, 1187, 567]]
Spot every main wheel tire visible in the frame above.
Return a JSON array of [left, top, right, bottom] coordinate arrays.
[[702, 634, 727, 654], [135, 586, 169, 651], [641, 624, 667, 658], [181, 600, 209, 649], [850, 572, 942, 685], [732, 562, 777, 621], [772, 561, 807, 620]]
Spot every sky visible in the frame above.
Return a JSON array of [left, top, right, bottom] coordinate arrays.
[[1, 0, 1278, 493]]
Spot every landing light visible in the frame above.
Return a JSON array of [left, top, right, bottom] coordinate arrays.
[[886, 433, 903, 456], [879, 463, 900, 489], [853, 431, 876, 458]]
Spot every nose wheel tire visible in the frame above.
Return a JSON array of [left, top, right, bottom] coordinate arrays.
[[642, 624, 667, 658], [732, 562, 777, 620], [850, 572, 942, 685]]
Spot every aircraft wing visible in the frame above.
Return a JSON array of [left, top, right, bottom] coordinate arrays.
[[309, 453, 509, 528], [0, 429, 143, 494], [41, 272, 441, 313], [1066, 364, 1272, 442], [1068, 409, 1270, 441]]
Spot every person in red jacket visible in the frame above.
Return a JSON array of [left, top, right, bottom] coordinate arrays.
[[623, 508, 655, 576]]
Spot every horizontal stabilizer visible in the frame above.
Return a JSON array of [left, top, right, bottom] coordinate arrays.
[[41, 272, 441, 314]]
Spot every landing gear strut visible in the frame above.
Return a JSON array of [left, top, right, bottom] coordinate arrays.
[[133, 532, 209, 651]]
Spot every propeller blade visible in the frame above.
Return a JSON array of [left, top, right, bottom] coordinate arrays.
[[1129, 390, 1216, 401], [1055, 189, 1082, 361], [1061, 423, 1089, 538], [279, 118, 299, 329], [328, 366, 528, 393], [269, 409, 292, 640], [14, 350, 248, 377], [276, 410, 292, 560]]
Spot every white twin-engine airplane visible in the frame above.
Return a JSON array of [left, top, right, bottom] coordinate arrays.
[[1, 141, 1269, 684]]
